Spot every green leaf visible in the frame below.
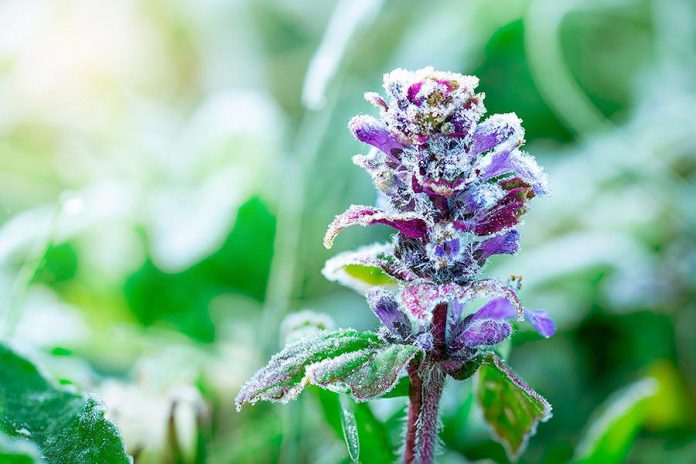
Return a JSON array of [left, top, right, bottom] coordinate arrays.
[[574, 378, 657, 464], [338, 395, 359, 463], [343, 264, 397, 287], [314, 389, 396, 464], [449, 355, 485, 381], [0, 343, 129, 464], [476, 354, 552, 462], [379, 375, 409, 398], [236, 329, 419, 408], [308, 343, 421, 400], [0, 430, 43, 464]]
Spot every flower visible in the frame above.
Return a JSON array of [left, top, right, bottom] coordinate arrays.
[[327, 67, 549, 286]]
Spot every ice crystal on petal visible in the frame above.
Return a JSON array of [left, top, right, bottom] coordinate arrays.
[[324, 205, 429, 249]]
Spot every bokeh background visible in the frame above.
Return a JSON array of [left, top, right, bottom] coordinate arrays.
[[1, 0, 696, 462]]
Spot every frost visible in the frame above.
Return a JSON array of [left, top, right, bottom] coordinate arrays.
[[399, 279, 525, 322], [323, 205, 429, 249], [476, 354, 552, 461], [339, 395, 360, 463], [321, 242, 405, 293]]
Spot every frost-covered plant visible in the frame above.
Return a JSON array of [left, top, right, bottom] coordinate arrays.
[[236, 67, 556, 463]]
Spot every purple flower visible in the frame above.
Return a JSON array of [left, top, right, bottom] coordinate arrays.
[[450, 298, 556, 351]]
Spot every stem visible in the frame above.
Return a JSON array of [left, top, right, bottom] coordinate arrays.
[[404, 302, 448, 463], [404, 362, 445, 464]]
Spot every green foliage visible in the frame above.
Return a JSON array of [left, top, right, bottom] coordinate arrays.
[[342, 264, 397, 286], [575, 378, 657, 464], [338, 395, 359, 463], [0, 343, 129, 464], [315, 389, 396, 464], [236, 329, 420, 407], [0, 431, 43, 464], [476, 354, 552, 461], [124, 196, 275, 342]]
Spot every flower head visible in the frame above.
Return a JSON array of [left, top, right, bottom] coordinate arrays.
[[328, 67, 548, 286]]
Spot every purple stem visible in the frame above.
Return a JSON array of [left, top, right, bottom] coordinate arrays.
[[404, 302, 448, 464]]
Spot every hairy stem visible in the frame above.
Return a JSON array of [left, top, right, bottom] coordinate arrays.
[[404, 302, 449, 463], [404, 362, 445, 464]]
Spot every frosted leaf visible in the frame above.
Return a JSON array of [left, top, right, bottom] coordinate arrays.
[[323, 205, 429, 249], [476, 354, 552, 461], [339, 395, 360, 463], [0, 342, 129, 463], [322, 243, 409, 294], [307, 343, 421, 401], [236, 330, 384, 410]]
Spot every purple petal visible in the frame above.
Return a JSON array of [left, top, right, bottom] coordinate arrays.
[[471, 297, 517, 321], [469, 298, 556, 339], [458, 318, 511, 348], [480, 149, 548, 196], [324, 205, 429, 248], [366, 288, 411, 338], [471, 113, 523, 156], [364, 92, 388, 112], [524, 310, 556, 338], [349, 115, 402, 160], [472, 187, 531, 236], [415, 332, 433, 350], [407, 81, 424, 106], [477, 230, 520, 260], [399, 280, 525, 322]]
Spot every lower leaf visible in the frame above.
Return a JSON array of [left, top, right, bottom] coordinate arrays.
[[0, 343, 129, 464], [236, 329, 420, 409], [475, 354, 552, 461]]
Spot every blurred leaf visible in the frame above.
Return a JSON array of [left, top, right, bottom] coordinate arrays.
[[236, 329, 420, 407], [315, 389, 396, 464], [338, 395, 359, 463], [473, 19, 573, 143], [476, 354, 552, 462], [574, 378, 658, 464], [0, 430, 42, 464], [0, 343, 129, 464], [125, 196, 275, 342]]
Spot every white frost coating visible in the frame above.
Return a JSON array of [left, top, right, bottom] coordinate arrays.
[[302, 0, 383, 109], [469, 183, 506, 210], [399, 279, 525, 322], [323, 204, 428, 249], [473, 113, 524, 154], [235, 330, 381, 410], [381, 67, 483, 142], [339, 394, 360, 463], [322, 242, 396, 293]]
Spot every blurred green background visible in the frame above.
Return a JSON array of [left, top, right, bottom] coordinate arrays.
[[1, 0, 695, 462]]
